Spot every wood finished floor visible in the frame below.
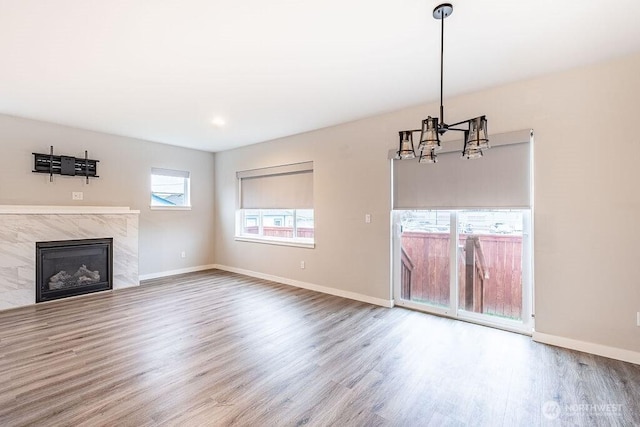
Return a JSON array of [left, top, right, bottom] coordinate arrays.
[[0, 270, 638, 426]]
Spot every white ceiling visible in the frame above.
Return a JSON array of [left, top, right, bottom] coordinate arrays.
[[1, 0, 640, 152]]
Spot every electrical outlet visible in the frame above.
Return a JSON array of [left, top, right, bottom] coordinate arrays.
[[300, 261, 305, 269], [365, 214, 371, 223], [180, 251, 186, 259], [72, 192, 83, 201]]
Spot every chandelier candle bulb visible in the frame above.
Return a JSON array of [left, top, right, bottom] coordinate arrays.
[[419, 149, 438, 163], [418, 117, 441, 152], [398, 131, 416, 160]]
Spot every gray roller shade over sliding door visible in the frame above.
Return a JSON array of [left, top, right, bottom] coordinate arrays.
[[393, 129, 532, 209]]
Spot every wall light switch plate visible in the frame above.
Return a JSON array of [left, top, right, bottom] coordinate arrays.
[[300, 261, 305, 269], [365, 214, 371, 223], [72, 192, 83, 200]]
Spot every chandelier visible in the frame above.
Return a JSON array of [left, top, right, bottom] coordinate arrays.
[[396, 3, 489, 163]]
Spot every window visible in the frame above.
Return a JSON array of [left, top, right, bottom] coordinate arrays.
[[238, 209, 314, 244], [236, 162, 314, 247], [150, 168, 190, 209]]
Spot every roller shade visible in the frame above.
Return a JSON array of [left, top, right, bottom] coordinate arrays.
[[393, 129, 532, 209], [238, 161, 313, 209], [151, 167, 190, 178]]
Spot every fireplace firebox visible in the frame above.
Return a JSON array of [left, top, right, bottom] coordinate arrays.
[[36, 238, 113, 303]]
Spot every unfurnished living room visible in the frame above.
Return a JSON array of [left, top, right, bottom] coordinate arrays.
[[1, 1, 639, 426]]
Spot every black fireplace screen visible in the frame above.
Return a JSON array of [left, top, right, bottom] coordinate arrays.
[[36, 238, 113, 303]]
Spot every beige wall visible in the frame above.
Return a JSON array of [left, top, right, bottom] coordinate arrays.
[[214, 119, 394, 301], [0, 115, 215, 276], [215, 52, 640, 354]]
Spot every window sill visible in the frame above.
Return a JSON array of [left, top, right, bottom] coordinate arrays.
[[235, 236, 315, 249], [149, 206, 192, 211]]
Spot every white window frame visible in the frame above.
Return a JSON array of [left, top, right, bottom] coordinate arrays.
[[235, 209, 315, 249], [150, 168, 192, 210]]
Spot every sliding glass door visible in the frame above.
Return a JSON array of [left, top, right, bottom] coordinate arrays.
[[393, 209, 532, 333], [391, 128, 533, 332], [391, 129, 533, 333], [398, 211, 452, 311]]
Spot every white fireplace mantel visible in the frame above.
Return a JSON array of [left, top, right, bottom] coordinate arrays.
[[0, 205, 140, 215]]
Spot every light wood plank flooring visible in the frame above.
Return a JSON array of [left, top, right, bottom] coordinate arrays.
[[0, 269, 638, 426]]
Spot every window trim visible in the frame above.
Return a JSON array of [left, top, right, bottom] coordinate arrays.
[[234, 235, 315, 249], [150, 206, 192, 211]]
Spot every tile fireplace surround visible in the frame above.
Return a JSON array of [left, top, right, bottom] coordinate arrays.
[[0, 206, 139, 310]]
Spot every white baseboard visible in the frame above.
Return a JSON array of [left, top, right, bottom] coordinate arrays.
[[533, 331, 640, 365], [213, 264, 394, 308], [139, 264, 217, 281]]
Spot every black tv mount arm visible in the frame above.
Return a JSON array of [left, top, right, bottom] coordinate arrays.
[[32, 146, 100, 183]]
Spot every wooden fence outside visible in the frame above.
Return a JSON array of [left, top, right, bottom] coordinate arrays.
[[401, 232, 523, 320], [244, 226, 314, 239], [401, 232, 451, 307]]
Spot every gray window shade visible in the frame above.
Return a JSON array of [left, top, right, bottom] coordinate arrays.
[[238, 162, 313, 209], [393, 129, 532, 209], [151, 167, 190, 178]]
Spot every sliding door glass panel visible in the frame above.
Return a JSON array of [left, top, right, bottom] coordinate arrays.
[[457, 210, 524, 321], [400, 210, 451, 308]]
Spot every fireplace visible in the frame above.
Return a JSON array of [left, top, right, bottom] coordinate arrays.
[[36, 238, 113, 303]]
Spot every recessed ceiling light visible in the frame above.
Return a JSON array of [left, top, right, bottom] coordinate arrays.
[[212, 117, 226, 128]]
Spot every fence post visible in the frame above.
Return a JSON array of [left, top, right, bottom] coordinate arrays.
[[401, 248, 413, 300], [465, 237, 475, 311], [465, 236, 487, 312]]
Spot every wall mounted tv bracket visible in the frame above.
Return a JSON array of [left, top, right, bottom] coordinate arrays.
[[33, 146, 99, 183]]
